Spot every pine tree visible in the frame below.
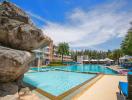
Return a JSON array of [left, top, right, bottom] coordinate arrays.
[[121, 28, 132, 55]]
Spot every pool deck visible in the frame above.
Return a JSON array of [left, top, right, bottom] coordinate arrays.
[[73, 75, 127, 100]]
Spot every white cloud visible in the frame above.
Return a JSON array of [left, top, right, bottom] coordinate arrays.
[[39, 1, 132, 48], [27, 11, 48, 23]]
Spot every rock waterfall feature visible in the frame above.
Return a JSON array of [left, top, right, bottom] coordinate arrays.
[[0, 1, 51, 100]]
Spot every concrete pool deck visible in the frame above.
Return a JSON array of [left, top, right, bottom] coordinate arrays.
[[73, 75, 127, 100]]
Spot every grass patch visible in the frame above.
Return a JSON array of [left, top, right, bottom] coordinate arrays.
[[48, 64, 65, 66]]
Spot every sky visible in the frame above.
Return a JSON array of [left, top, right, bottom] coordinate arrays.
[[10, 0, 132, 51]]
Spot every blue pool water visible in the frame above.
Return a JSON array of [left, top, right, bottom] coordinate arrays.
[[55, 64, 118, 74], [30, 64, 117, 74], [23, 71, 96, 96]]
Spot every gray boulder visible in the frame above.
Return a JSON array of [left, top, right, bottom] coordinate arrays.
[[0, 1, 31, 24], [0, 82, 19, 100], [0, 46, 34, 82], [0, 1, 51, 50]]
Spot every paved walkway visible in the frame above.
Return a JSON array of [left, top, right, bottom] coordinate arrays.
[[73, 75, 127, 100]]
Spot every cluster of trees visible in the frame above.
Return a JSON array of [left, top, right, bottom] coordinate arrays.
[[107, 49, 123, 63], [71, 50, 107, 60], [121, 26, 132, 55], [71, 49, 123, 62], [57, 42, 69, 63]]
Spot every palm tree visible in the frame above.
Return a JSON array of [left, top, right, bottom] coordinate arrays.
[[111, 49, 123, 64], [57, 42, 69, 63]]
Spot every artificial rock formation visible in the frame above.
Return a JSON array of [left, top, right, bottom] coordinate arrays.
[[0, 1, 51, 50], [0, 1, 51, 100], [0, 46, 34, 82]]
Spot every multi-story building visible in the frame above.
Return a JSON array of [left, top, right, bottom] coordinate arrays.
[[52, 45, 72, 62], [77, 55, 89, 64], [43, 40, 54, 62], [30, 40, 73, 67]]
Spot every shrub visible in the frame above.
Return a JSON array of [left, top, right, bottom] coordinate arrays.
[[48, 61, 65, 66]]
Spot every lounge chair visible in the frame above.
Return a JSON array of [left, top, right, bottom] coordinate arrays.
[[119, 72, 132, 100], [119, 70, 129, 75], [119, 81, 128, 97], [129, 68, 132, 71]]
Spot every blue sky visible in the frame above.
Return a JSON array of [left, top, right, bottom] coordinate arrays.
[[10, 0, 132, 51]]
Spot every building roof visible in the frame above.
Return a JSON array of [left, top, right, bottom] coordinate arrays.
[[83, 60, 89, 61], [90, 59, 98, 61], [104, 58, 114, 61], [99, 59, 106, 61]]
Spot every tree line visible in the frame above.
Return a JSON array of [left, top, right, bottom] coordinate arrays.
[[71, 49, 123, 62]]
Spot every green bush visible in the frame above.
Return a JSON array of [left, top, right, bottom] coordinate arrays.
[[48, 61, 65, 66], [50, 61, 63, 64]]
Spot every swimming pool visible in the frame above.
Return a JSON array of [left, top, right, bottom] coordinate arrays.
[[23, 71, 96, 96], [30, 64, 117, 74], [55, 64, 118, 74]]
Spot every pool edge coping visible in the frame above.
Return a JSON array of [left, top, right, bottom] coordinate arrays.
[[24, 72, 103, 100], [63, 73, 103, 100]]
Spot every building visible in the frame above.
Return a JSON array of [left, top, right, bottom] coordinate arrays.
[[77, 56, 83, 64], [119, 55, 132, 63], [52, 45, 72, 62], [77, 55, 114, 64], [43, 40, 54, 62], [30, 40, 73, 67]]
